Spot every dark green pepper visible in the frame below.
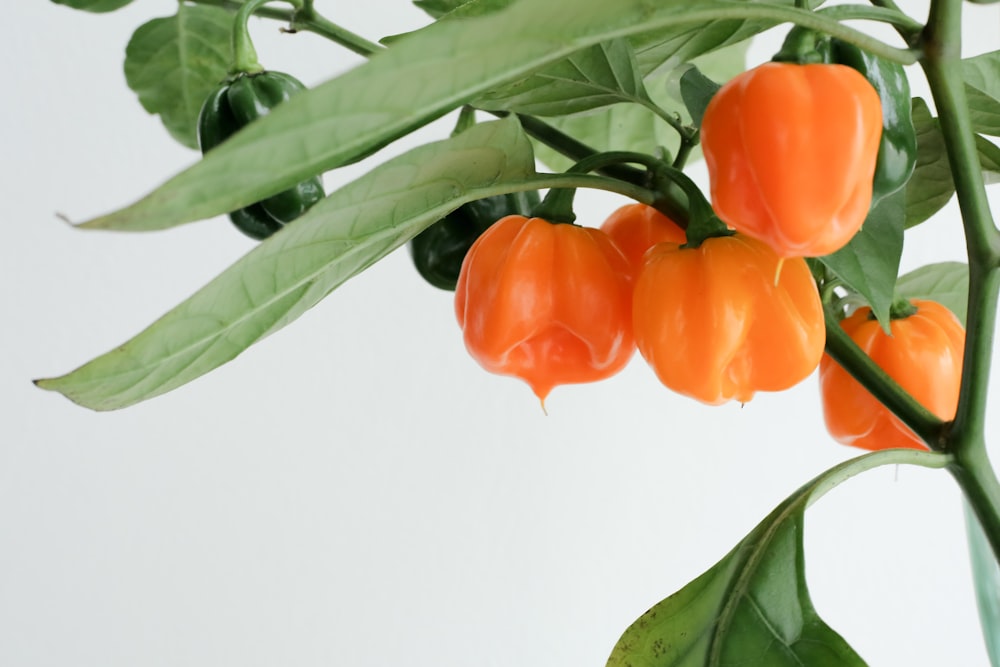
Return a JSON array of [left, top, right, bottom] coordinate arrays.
[[829, 38, 917, 206], [197, 71, 325, 240], [409, 191, 540, 291], [774, 27, 917, 207]]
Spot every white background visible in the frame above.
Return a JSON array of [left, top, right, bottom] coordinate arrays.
[[3, 1, 1000, 665]]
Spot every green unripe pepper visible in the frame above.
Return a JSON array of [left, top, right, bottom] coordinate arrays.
[[409, 191, 540, 291], [774, 27, 917, 207], [51, 0, 134, 12], [197, 71, 325, 240], [829, 38, 917, 206]]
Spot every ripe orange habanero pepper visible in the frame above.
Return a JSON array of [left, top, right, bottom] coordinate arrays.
[[701, 62, 882, 258], [600, 203, 686, 282], [820, 300, 965, 451], [455, 215, 634, 402], [632, 233, 825, 405]]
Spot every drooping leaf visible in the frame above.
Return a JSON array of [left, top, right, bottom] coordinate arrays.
[[962, 50, 1000, 137], [50, 0, 133, 12], [896, 262, 969, 325], [678, 65, 721, 128], [37, 119, 535, 411], [123, 4, 233, 149], [905, 98, 955, 228], [533, 42, 746, 172], [965, 505, 1000, 667], [818, 189, 905, 330], [475, 39, 652, 117], [79, 1, 825, 232], [607, 449, 949, 667]]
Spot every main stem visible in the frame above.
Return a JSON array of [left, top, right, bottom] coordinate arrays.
[[922, 0, 1000, 561]]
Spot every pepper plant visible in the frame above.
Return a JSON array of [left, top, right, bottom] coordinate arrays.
[[34, 0, 1000, 664]]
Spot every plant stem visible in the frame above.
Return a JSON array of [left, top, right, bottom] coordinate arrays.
[[921, 0, 1000, 562]]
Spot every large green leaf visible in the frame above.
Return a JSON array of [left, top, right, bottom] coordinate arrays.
[[50, 0, 133, 12], [818, 189, 905, 330], [123, 4, 232, 150], [37, 119, 535, 411], [963, 50, 1000, 137], [606, 449, 949, 667], [412, 0, 475, 19], [532, 43, 746, 172], [965, 506, 1000, 667], [78, 1, 859, 233], [906, 98, 955, 228], [896, 262, 969, 325], [475, 39, 652, 117]]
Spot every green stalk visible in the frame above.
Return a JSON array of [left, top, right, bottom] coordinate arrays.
[[921, 0, 1000, 561]]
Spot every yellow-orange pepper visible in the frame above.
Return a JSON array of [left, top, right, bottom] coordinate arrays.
[[600, 203, 686, 282], [455, 215, 634, 401], [633, 233, 825, 404], [820, 300, 965, 451], [701, 62, 882, 258]]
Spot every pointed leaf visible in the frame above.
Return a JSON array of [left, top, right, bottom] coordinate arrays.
[[79, 1, 818, 233], [896, 262, 969, 326], [965, 505, 1000, 667], [123, 4, 233, 149], [475, 39, 652, 117], [818, 189, 905, 330], [533, 43, 746, 172], [607, 449, 949, 667], [906, 98, 955, 228], [963, 50, 1000, 137], [37, 119, 535, 411], [51, 0, 133, 12]]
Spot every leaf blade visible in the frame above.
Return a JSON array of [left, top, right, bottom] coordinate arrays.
[[37, 119, 535, 410], [123, 4, 233, 150]]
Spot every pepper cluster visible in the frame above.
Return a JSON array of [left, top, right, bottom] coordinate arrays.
[[408, 29, 963, 453]]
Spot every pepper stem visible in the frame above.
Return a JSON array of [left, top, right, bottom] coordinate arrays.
[[231, 0, 304, 75], [772, 25, 832, 64], [530, 151, 673, 225]]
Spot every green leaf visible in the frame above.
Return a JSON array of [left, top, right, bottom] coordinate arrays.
[[50, 0, 133, 12], [123, 4, 233, 150], [607, 449, 949, 667], [475, 39, 652, 117], [533, 43, 746, 172], [965, 505, 1000, 667], [677, 65, 721, 128], [412, 0, 473, 19], [905, 98, 954, 228], [896, 262, 969, 325], [37, 119, 535, 411], [80, 1, 815, 233], [978, 135, 1000, 184], [962, 50, 1000, 137], [629, 0, 818, 76], [819, 189, 905, 330]]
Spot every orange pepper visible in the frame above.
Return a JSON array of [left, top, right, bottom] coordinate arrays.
[[820, 300, 965, 451], [633, 233, 825, 404], [600, 203, 686, 282], [455, 215, 634, 401], [700, 62, 882, 258]]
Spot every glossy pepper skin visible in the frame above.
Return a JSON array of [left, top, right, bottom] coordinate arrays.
[[599, 204, 686, 282], [820, 300, 965, 451], [632, 233, 825, 405], [700, 62, 882, 258], [409, 191, 539, 291], [455, 215, 634, 401], [52, 0, 133, 12], [829, 39, 917, 206], [197, 71, 325, 240]]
